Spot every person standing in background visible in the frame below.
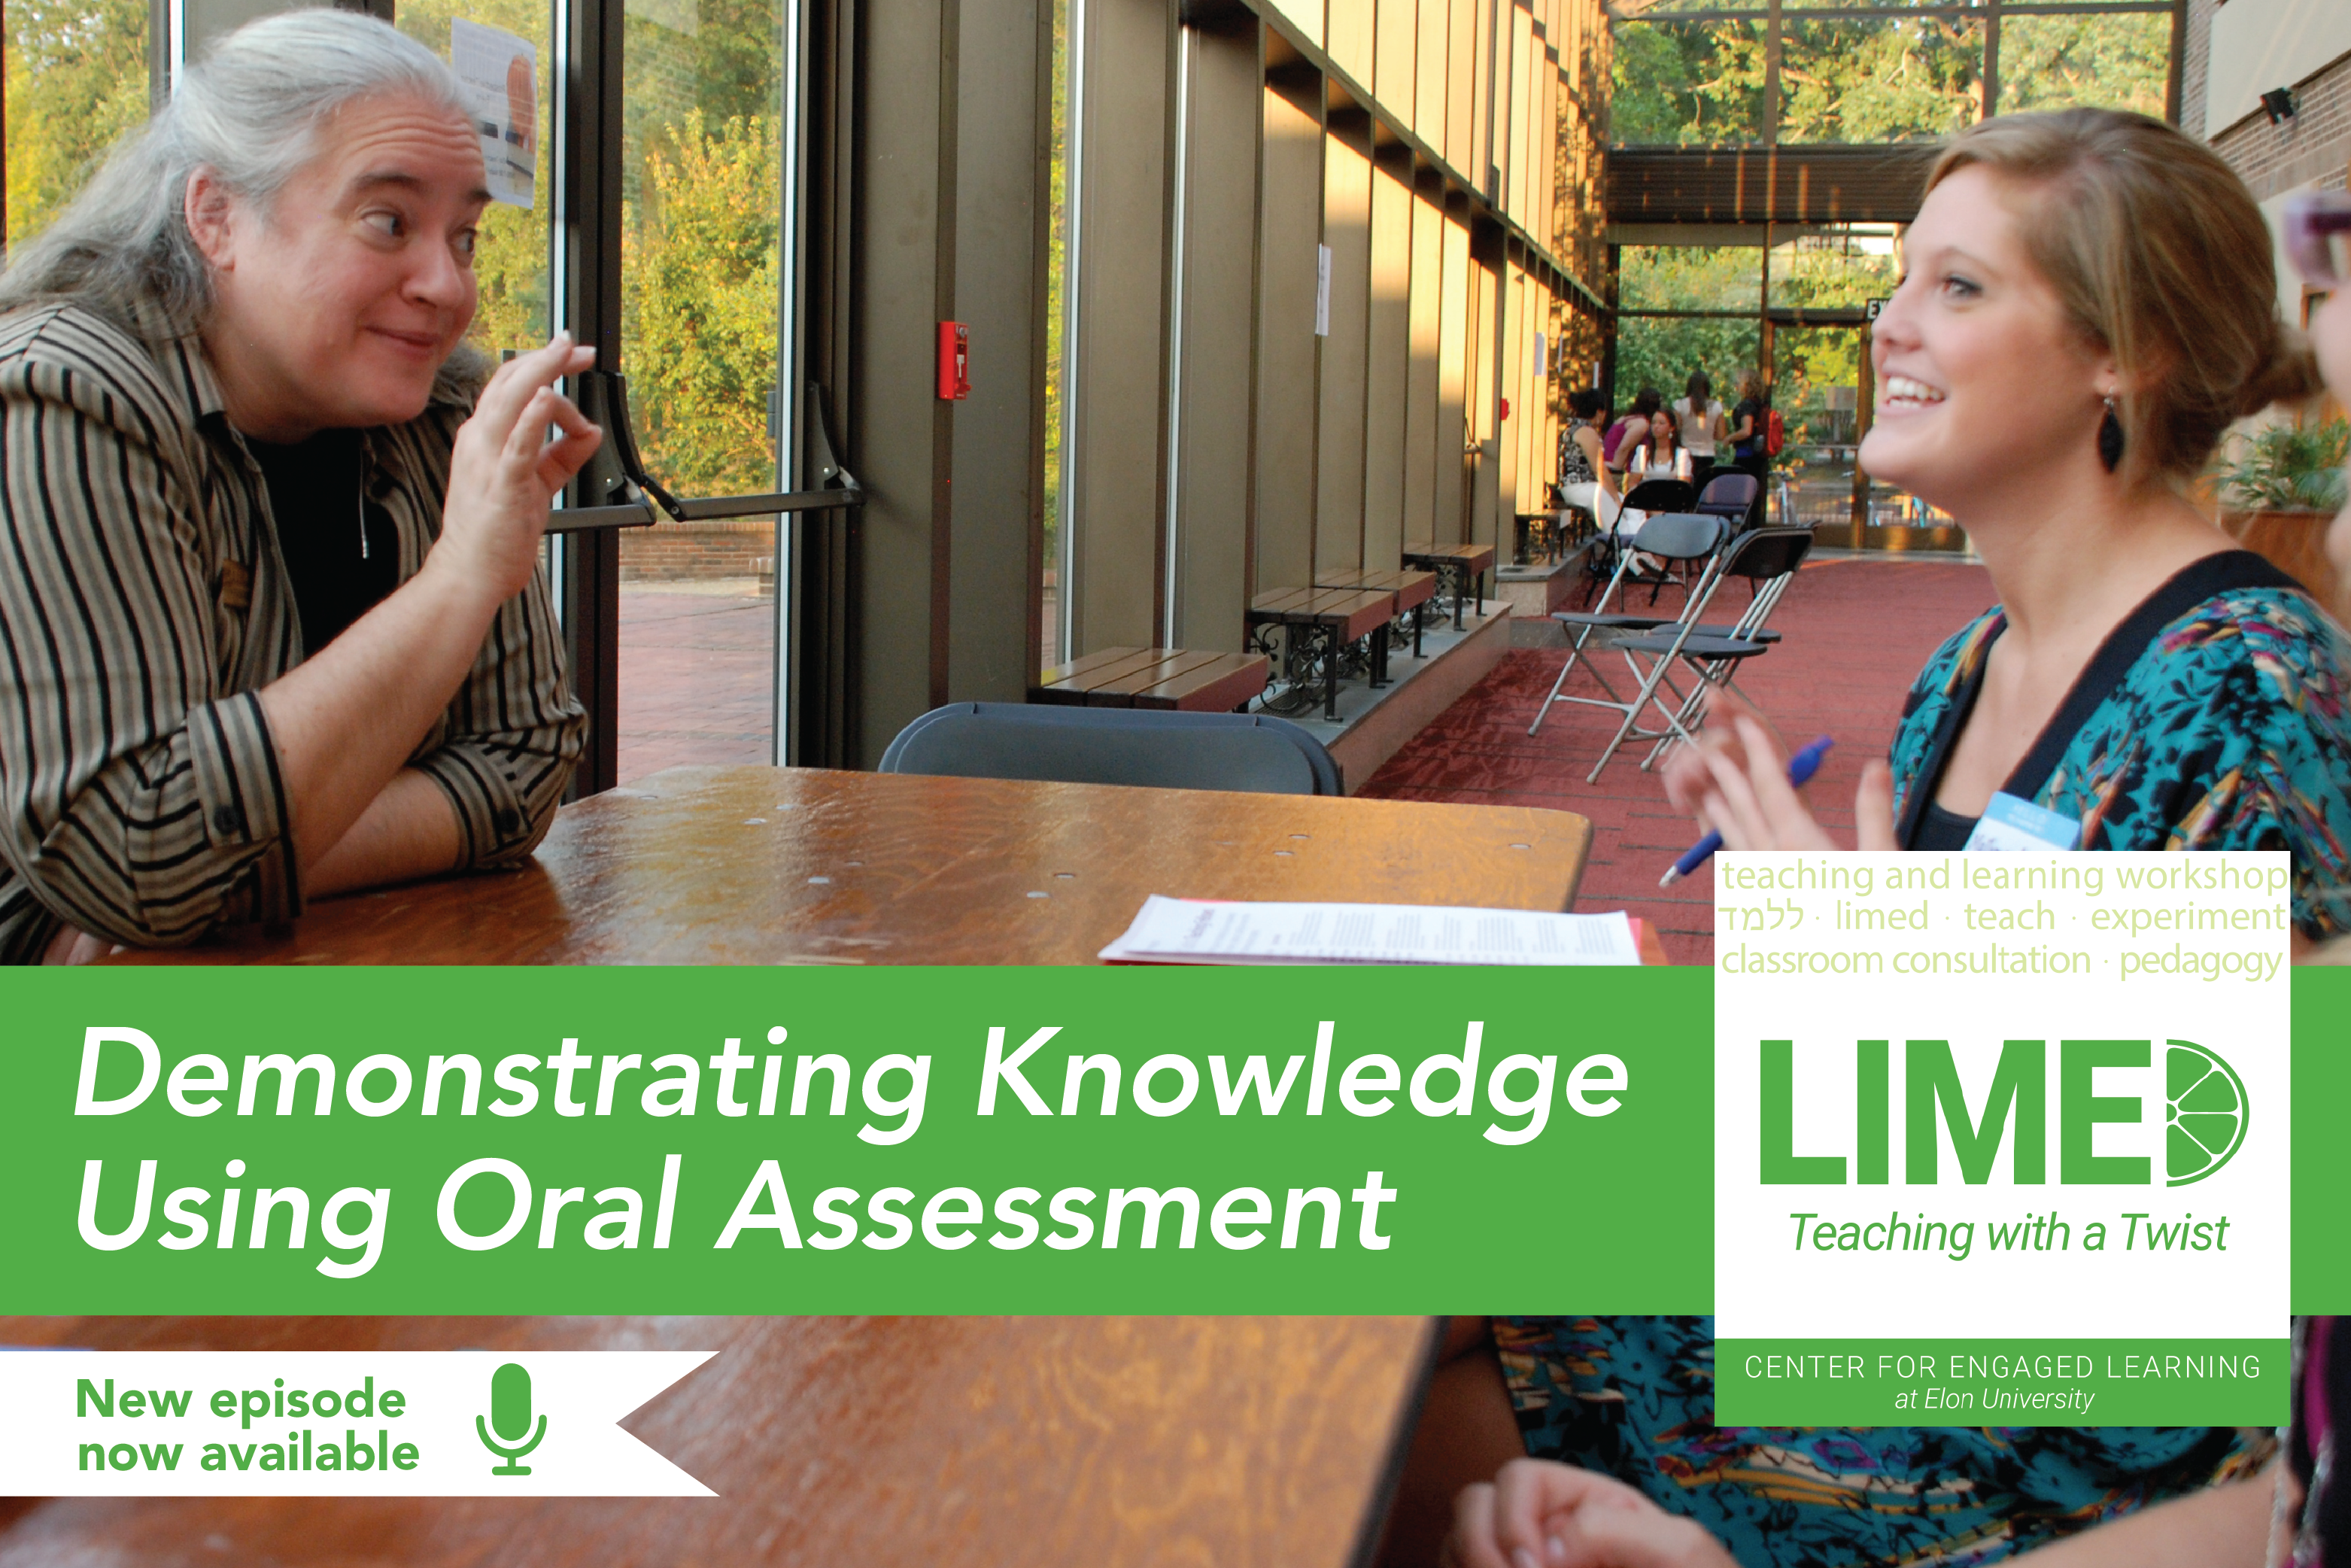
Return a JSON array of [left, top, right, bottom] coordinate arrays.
[[1672, 371, 1727, 491], [1727, 369, 1769, 484]]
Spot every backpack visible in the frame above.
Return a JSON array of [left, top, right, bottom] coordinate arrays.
[[1764, 409, 1785, 457]]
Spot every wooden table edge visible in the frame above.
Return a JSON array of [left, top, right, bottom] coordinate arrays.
[[1344, 1315, 1448, 1568]]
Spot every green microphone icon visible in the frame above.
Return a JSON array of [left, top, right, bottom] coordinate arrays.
[[477, 1362, 548, 1475]]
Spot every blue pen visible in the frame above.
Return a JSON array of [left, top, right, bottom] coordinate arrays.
[[1660, 735, 1836, 886]]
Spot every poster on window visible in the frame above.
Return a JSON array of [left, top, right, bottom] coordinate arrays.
[[451, 19, 536, 209]]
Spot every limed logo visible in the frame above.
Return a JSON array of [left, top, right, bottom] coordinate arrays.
[[1760, 1038, 2248, 1188], [2164, 1041, 2248, 1187]]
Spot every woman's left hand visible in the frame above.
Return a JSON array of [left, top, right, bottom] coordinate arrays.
[[1444, 1459, 1741, 1568], [1662, 706, 1897, 852]]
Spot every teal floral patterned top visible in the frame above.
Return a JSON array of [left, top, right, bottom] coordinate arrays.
[[1885, 552, 2351, 939], [1499, 1317, 2274, 1567]]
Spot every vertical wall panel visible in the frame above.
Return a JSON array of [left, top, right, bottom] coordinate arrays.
[[1468, 246, 1499, 551], [1263, 0, 1324, 48], [1255, 86, 1324, 593], [1435, 208, 1469, 544], [1327, 0, 1373, 86], [1402, 186, 1444, 543], [1446, 0, 1474, 172], [1496, 262, 1522, 547], [1511, 6, 1534, 218], [1169, 19, 1263, 651], [1065, 0, 1171, 656], [949, 0, 1047, 703], [852, 0, 950, 761], [1374, 0, 1417, 133], [1362, 158, 1413, 570], [1417, 0, 1448, 149], [1316, 132, 1373, 574], [1471, 0, 1493, 189]]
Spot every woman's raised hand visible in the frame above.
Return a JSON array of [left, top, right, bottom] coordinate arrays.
[[1660, 695, 1896, 853], [1444, 1459, 1739, 1568], [429, 333, 603, 607]]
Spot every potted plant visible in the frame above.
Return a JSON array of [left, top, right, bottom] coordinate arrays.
[[2213, 417, 2349, 608]]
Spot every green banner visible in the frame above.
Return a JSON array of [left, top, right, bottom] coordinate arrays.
[[0, 965, 1711, 1314], [7, 963, 2343, 1365], [1715, 1339, 2289, 1425]]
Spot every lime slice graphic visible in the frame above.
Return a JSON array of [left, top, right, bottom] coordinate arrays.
[[2164, 1041, 2248, 1187]]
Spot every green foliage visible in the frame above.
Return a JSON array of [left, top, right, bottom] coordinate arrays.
[[1999, 13, 2167, 117], [2217, 420, 2351, 514], [1609, 20, 1763, 147], [618, 0, 783, 498], [1777, 17, 1979, 144], [1611, 9, 2166, 146], [5, 0, 148, 248], [628, 110, 781, 497]]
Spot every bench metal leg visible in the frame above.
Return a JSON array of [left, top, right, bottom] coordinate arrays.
[[1370, 624, 1391, 688]]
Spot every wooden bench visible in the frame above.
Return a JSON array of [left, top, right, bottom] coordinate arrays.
[[1245, 586, 1399, 720], [1314, 567, 1438, 658], [1030, 646, 1271, 712], [1401, 540, 1497, 629]]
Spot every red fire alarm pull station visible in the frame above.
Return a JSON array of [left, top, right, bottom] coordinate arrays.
[[938, 321, 970, 400]]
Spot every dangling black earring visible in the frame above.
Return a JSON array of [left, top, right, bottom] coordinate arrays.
[[2097, 394, 2125, 473]]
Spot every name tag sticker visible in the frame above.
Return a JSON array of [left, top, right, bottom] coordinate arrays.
[[1962, 791, 2082, 852]]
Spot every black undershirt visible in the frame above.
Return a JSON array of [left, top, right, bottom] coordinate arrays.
[[1912, 799, 1977, 850], [246, 428, 399, 655]]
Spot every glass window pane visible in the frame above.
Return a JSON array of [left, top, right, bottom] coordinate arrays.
[[1621, 244, 1762, 311], [396, 0, 554, 354], [1615, 0, 1764, 14], [5, 0, 148, 248], [1778, 15, 1981, 143], [1767, 221, 1897, 308], [1615, 317, 1760, 411], [1610, 19, 1766, 146], [1998, 12, 2170, 118], [1771, 324, 1863, 527], [617, 0, 784, 783]]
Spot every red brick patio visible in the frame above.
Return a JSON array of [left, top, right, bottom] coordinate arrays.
[[617, 585, 774, 784], [1356, 556, 1997, 964]]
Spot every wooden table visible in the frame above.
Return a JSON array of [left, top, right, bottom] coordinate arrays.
[[1031, 646, 1271, 711], [0, 1314, 1438, 1568], [119, 766, 1599, 965], [1399, 542, 1497, 629], [1245, 587, 1400, 719]]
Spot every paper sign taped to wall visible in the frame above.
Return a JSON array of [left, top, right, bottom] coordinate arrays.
[[451, 20, 536, 209]]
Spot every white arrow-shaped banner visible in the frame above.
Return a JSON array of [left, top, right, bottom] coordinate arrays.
[[0, 1351, 715, 1496]]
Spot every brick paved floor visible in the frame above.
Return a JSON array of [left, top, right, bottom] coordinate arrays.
[[617, 583, 775, 785], [1356, 556, 1998, 964]]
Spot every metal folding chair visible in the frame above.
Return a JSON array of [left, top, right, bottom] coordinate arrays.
[[1528, 513, 1731, 759], [1614, 527, 1816, 773], [1694, 472, 1760, 535]]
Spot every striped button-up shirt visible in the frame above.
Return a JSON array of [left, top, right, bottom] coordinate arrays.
[[0, 302, 585, 961]]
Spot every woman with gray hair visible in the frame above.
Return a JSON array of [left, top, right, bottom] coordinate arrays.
[[0, 5, 600, 962]]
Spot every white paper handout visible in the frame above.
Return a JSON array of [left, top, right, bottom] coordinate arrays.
[[451, 20, 538, 208], [1099, 895, 1640, 965]]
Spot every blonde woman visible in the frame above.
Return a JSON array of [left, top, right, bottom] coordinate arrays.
[[1661, 109, 2349, 950], [1426, 109, 2337, 1568]]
